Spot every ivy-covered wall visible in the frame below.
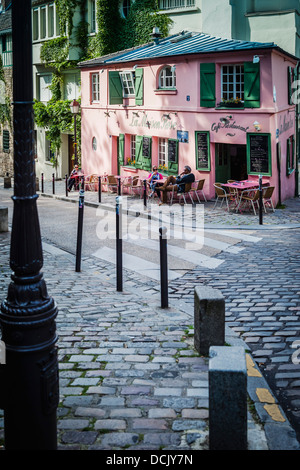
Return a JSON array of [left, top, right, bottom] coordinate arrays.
[[34, 0, 172, 167]]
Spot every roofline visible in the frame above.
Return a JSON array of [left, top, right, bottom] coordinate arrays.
[[78, 43, 298, 69]]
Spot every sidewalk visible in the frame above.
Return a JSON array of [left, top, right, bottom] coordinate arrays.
[[38, 178, 300, 230], [0, 180, 300, 451]]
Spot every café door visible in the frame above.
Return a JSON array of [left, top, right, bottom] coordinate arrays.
[[215, 144, 230, 183], [215, 143, 247, 183]]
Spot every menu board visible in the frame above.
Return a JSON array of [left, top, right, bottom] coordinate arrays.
[[168, 139, 178, 163], [195, 131, 210, 171], [142, 136, 151, 158], [247, 133, 271, 175]]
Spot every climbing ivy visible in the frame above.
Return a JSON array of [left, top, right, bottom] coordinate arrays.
[[0, 55, 11, 131], [34, 0, 172, 167]]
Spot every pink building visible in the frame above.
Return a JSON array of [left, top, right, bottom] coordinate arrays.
[[79, 31, 298, 205]]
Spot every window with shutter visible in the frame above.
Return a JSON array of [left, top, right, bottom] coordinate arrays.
[[135, 68, 144, 106], [200, 63, 215, 107], [244, 62, 260, 108], [109, 71, 123, 104]]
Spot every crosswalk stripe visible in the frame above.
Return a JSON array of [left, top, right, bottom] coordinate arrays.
[[205, 229, 262, 243], [125, 236, 224, 269], [92, 246, 182, 281]]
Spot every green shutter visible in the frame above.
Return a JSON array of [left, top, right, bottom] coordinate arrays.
[[141, 136, 151, 171], [109, 71, 123, 104], [135, 135, 143, 169], [244, 62, 260, 108], [118, 134, 124, 171], [288, 66, 293, 105], [167, 139, 178, 174], [200, 63, 215, 107], [135, 68, 143, 106]]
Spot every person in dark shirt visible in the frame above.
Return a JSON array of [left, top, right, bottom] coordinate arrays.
[[155, 165, 195, 204], [68, 164, 80, 191]]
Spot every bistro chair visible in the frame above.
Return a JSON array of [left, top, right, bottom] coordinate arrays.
[[227, 180, 239, 202], [189, 179, 207, 203], [84, 174, 98, 191], [236, 188, 260, 215], [262, 186, 275, 212], [213, 183, 230, 210], [169, 182, 193, 205], [107, 175, 118, 193], [123, 176, 139, 195], [131, 177, 143, 197]]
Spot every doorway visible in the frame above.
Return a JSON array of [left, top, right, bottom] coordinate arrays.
[[215, 143, 247, 183]]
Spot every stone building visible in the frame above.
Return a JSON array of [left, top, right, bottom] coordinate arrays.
[[0, 0, 13, 178]]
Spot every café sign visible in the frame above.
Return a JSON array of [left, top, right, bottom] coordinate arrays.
[[211, 117, 249, 136], [129, 113, 177, 130]]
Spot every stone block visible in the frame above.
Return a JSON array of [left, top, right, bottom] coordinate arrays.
[[194, 286, 225, 355], [0, 207, 8, 232], [3, 176, 11, 188], [209, 346, 247, 450]]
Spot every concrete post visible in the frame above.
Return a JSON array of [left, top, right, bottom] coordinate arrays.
[[194, 285, 225, 355], [0, 207, 8, 232], [209, 346, 248, 450]]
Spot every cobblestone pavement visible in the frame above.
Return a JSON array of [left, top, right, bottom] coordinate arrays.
[[0, 180, 300, 451]]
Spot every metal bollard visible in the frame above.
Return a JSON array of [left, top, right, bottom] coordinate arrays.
[[259, 174, 263, 225], [41, 173, 44, 193], [98, 176, 101, 203], [159, 226, 168, 308], [143, 179, 147, 208], [52, 173, 55, 194], [118, 177, 121, 196], [75, 186, 84, 272], [65, 174, 68, 197], [116, 195, 123, 292]]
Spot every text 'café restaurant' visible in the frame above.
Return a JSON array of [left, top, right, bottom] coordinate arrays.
[[79, 31, 298, 205]]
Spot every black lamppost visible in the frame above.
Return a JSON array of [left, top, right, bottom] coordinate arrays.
[[0, 0, 58, 450], [70, 99, 80, 167]]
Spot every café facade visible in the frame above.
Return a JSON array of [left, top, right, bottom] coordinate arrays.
[[79, 31, 298, 204]]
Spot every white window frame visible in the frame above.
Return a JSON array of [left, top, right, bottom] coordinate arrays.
[[159, 0, 195, 10], [221, 64, 244, 102], [39, 73, 52, 102], [130, 135, 136, 159], [88, 0, 97, 33], [158, 138, 168, 168], [119, 71, 135, 97], [32, 3, 59, 42], [159, 66, 176, 89], [91, 73, 100, 102]]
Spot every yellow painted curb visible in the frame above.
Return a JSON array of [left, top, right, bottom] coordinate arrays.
[[263, 404, 286, 422], [246, 354, 262, 377], [256, 387, 275, 404]]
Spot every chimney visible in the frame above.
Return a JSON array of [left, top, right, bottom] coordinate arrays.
[[151, 27, 162, 45]]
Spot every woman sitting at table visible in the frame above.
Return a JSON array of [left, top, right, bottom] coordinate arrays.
[[147, 166, 163, 197]]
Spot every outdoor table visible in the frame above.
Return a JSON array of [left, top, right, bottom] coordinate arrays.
[[221, 179, 270, 213]]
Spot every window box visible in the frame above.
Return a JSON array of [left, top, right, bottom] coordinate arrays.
[[216, 99, 244, 109]]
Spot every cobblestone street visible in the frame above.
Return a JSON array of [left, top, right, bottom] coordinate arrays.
[[0, 182, 300, 451]]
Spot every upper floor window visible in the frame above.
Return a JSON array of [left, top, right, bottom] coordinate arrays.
[[39, 74, 52, 102], [91, 73, 100, 102], [32, 3, 59, 42], [120, 0, 131, 18], [159, 65, 176, 89], [159, 0, 195, 10], [119, 71, 135, 97], [88, 0, 97, 33], [221, 65, 244, 103]]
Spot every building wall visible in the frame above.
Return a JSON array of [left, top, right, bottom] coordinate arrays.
[[80, 46, 297, 205]]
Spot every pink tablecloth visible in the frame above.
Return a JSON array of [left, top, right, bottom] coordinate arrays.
[[222, 179, 269, 190]]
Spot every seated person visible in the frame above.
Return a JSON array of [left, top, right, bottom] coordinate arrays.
[[68, 164, 80, 191], [155, 166, 195, 204], [147, 166, 163, 196]]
